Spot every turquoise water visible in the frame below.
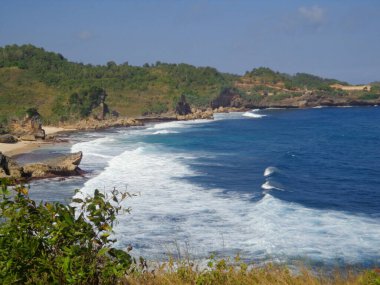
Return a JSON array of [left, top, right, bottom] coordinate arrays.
[[25, 107, 380, 266]]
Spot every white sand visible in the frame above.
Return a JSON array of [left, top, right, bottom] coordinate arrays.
[[44, 126, 76, 135], [0, 126, 76, 157]]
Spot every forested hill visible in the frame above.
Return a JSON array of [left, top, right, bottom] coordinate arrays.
[[0, 44, 379, 125]]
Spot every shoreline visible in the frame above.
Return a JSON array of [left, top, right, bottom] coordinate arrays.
[[1, 104, 378, 158], [0, 126, 76, 157]]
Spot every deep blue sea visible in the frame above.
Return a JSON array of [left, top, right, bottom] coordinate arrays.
[[22, 107, 380, 266]]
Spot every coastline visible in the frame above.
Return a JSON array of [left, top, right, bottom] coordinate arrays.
[[0, 126, 76, 157], [2, 106, 380, 266], [1, 104, 378, 159]]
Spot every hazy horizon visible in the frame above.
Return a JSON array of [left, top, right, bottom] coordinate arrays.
[[1, 0, 380, 84]]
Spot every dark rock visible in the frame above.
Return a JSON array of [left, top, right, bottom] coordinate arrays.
[[175, 94, 192, 115], [0, 134, 18, 143], [111, 110, 120, 118], [210, 88, 241, 109], [0, 152, 24, 179]]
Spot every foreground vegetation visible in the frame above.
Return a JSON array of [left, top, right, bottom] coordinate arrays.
[[0, 179, 134, 284], [0, 179, 379, 284], [124, 263, 380, 285]]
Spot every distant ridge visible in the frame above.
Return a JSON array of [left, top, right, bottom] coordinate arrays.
[[0, 44, 379, 125]]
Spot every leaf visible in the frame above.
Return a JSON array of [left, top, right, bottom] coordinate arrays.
[[97, 247, 109, 257], [72, 198, 83, 204]]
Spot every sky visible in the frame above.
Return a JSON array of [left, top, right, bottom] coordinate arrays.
[[1, 0, 380, 84]]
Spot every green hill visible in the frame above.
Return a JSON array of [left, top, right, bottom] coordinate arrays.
[[0, 44, 378, 125], [0, 44, 236, 124]]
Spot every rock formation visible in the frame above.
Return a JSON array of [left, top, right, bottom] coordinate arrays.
[[0, 152, 24, 178], [210, 88, 241, 109], [10, 110, 46, 141], [0, 134, 18, 143], [175, 94, 192, 115], [176, 108, 214, 120], [0, 151, 83, 180], [23, 152, 83, 178]]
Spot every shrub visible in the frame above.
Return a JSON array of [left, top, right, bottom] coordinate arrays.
[[0, 179, 134, 284], [359, 93, 380, 100], [25, 107, 40, 118]]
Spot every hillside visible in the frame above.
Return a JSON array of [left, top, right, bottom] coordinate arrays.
[[0, 44, 379, 126]]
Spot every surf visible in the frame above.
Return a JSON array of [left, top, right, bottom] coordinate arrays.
[[73, 139, 380, 265]]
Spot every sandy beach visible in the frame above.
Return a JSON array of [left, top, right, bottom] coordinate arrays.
[[0, 126, 76, 157]]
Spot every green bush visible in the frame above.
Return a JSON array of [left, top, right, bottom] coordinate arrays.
[[359, 93, 380, 100], [25, 107, 40, 118], [0, 179, 134, 284]]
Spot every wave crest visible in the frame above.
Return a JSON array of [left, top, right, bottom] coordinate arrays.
[[242, 110, 266, 118]]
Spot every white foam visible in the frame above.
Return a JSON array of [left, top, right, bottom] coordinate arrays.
[[242, 111, 266, 119], [152, 130, 179, 135], [85, 153, 114, 159], [213, 112, 245, 120], [70, 135, 121, 168], [261, 181, 284, 191], [264, 166, 278, 177], [151, 119, 213, 130], [75, 143, 380, 264]]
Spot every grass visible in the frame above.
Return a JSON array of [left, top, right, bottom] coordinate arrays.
[[121, 259, 380, 285]]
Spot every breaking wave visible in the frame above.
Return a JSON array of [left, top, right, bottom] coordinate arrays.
[[243, 110, 266, 119], [72, 139, 380, 265]]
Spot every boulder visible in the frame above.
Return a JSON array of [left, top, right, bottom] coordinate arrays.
[[0, 134, 18, 143], [0, 151, 84, 180], [23, 151, 83, 178], [20, 134, 37, 141], [34, 128, 46, 140], [7, 160, 24, 178], [0, 152, 24, 178]]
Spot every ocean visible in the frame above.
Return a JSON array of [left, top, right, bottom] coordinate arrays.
[[22, 106, 380, 267]]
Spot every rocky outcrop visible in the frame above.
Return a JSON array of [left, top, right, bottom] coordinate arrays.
[[10, 112, 47, 140], [0, 151, 83, 180], [0, 134, 18, 143], [70, 117, 143, 131], [0, 152, 24, 179], [23, 152, 83, 178], [175, 94, 192, 115], [34, 128, 46, 140], [20, 134, 37, 141], [177, 108, 214, 120], [210, 88, 241, 109]]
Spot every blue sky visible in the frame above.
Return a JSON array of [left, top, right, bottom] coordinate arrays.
[[1, 0, 379, 83]]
